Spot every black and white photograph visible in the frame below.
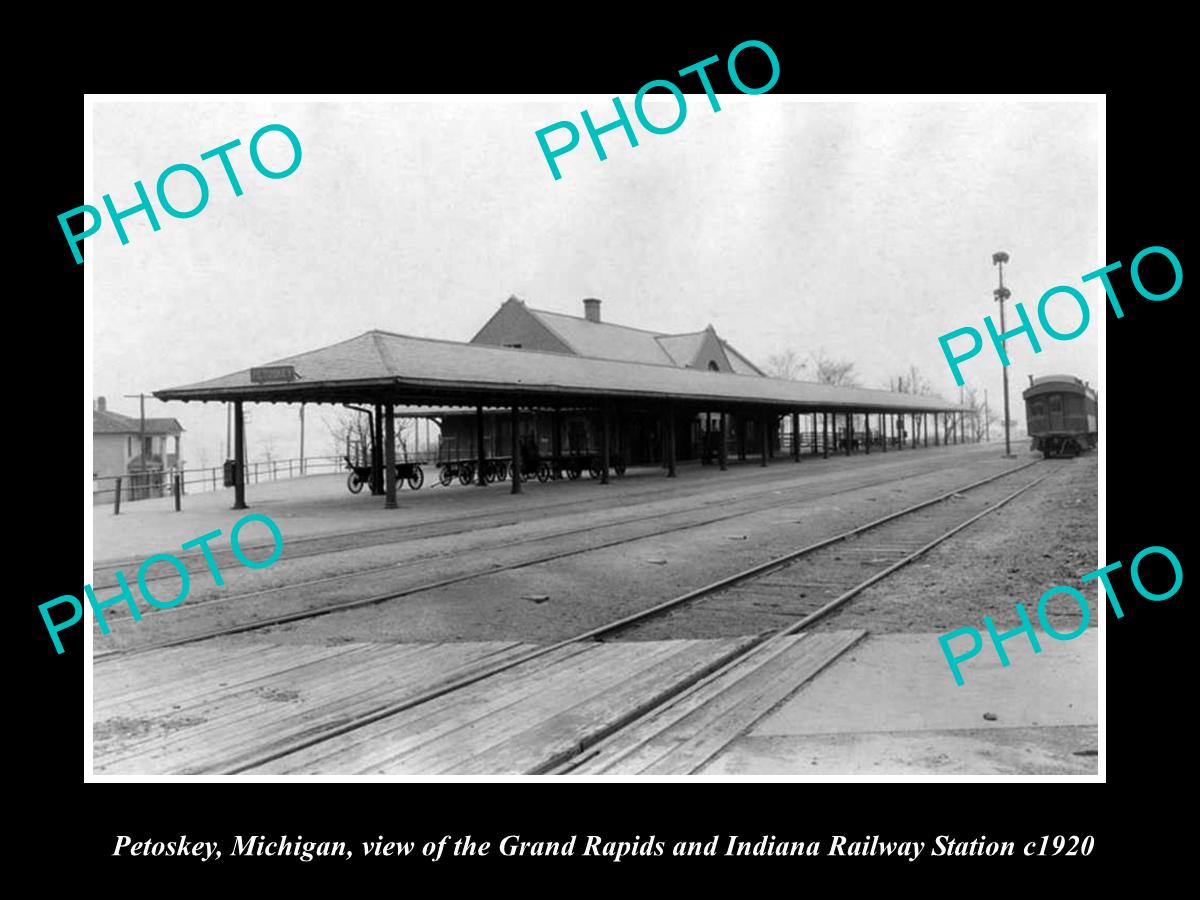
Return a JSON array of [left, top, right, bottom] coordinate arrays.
[[82, 93, 1103, 778]]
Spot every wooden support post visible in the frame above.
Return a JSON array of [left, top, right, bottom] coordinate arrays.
[[718, 412, 728, 471], [552, 407, 562, 480], [113, 476, 122, 515], [846, 413, 853, 456], [666, 405, 677, 477], [791, 412, 800, 462], [371, 403, 384, 495], [510, 404, 522, 494], [600, 404, 611, 485], [759, 409, 769, 466], [173, 471, 182, 511], [475, 405, 487, 486], [822, 413, 829, 459], [384, 403, 398, 508], [924, 413, 929, 447], [233, 400, 247, 509], [737, 414, 746, 460], [935, 413, 941, 446], [864, 412, 871, 455], [881, 413, 887, 452]]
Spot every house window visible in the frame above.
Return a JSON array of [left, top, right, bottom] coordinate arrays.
[[127, 436, 133, 455], [707, 361, 720, 371], [503, 343, 522, 349]]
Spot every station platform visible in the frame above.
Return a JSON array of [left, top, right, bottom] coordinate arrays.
[[93, 443, 1007, 564]]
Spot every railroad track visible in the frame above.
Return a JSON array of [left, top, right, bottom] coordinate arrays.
[[94, 456, 1036, 661], [209, 458, 1054, 775], [92, 447, 995, 589]]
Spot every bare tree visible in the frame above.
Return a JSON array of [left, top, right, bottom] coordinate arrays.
[[765, 349, 805, 380], [324, 409, 419, 463], [888, 365, 932, 395], [765, 348, 858, 386], [326, 410, 374, 463], [812, 350, 859, 387], [959, 387, 1003, 441]]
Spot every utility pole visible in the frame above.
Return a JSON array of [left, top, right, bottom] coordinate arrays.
[[123, 392, 149, 474], [993, 251, 1014, 457]]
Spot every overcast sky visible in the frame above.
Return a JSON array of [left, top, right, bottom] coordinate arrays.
[[91, 99, 1099, 468]]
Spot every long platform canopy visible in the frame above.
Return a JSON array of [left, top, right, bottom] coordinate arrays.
[[155, 330, 967, 415]]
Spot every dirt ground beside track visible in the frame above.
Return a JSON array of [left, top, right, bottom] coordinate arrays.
[[817, 454, 1098, 634]]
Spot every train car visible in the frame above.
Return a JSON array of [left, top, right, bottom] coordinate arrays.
[[1023, 374, 1097, 458]]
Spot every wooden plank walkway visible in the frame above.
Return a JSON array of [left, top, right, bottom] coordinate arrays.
[[564, 630, 866, 775], [94, 640, 535, 774], [94, 632, 860, 775]]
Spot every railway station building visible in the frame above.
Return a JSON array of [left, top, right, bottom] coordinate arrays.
[[155, 296, 974, 510]]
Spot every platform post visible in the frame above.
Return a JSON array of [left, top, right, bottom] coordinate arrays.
[[475, 405, 487, 487], [370, 403, 384, 495], [510, 404, 522, 494], [864, 412, 871, 455], [791, 412, 800, 461], [384, 403, 398, 509], [666, 405, 677, 477], [846, 413, 853, 456], [881, 413, 887, 452], [924, 413, 929, 447], [719, 412, 728, 471], [600, 404, 611, 485], [233, 400, 247, 510], [823, 413, 829, 459], [552, 407, 562, 480], [759, 409, 769, 466], [737, 414, 746, 461]]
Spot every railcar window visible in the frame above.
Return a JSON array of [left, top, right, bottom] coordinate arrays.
[[1049, 396, 1062, 413]]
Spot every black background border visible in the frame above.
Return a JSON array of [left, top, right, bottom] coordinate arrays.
[[21, 22, 1189, 882]]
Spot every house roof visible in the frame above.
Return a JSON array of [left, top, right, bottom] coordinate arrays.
[[93, 409, 184, 435], [720, 340, 767, 376], [155, 330, 966, 415], [654, 332, 707, 367], [525, 307, 678, 366], [523, 304, 763, 374]]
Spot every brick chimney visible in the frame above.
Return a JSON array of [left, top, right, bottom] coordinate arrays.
[[96, 396, 106, 411], [583, 298, 601, 323]]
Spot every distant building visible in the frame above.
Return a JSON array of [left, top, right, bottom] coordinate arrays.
[[439, 297, 771, 465], [93, 396, 184, 499]]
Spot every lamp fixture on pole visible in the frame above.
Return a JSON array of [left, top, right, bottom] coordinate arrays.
[[992, 251, 1014, 458]]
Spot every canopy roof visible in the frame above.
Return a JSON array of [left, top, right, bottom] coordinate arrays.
[[155, 330, 967, 414]]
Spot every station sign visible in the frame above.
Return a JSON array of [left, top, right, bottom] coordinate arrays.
[[250, 365, 298, 384]]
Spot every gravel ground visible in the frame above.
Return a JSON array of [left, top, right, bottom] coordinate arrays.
[[816, 454, 1098, 634], [91, 444, 1095, 652]]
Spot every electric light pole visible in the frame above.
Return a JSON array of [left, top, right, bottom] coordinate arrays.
[[993, 251, 1013, 457]]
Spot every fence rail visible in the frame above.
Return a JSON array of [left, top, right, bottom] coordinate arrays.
[[92, 455, 347, 505]]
